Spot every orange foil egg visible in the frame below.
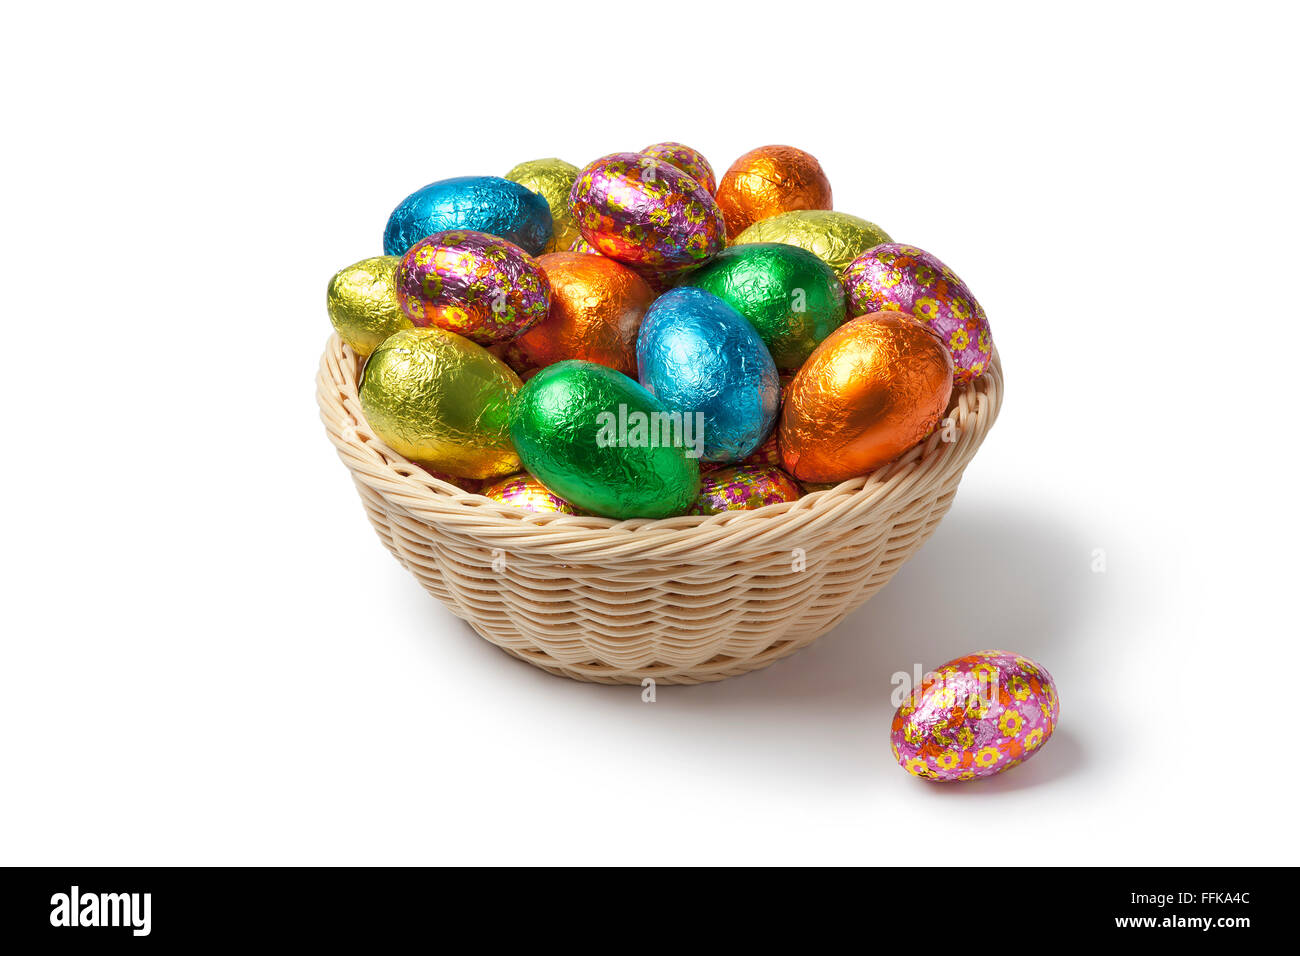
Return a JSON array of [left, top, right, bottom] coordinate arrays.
[[779, 313, 954, 482], [505, 252, 655, 376], [715, 145, 833, 240]]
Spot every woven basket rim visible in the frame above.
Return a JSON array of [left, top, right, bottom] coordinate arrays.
[[317, 333, 1002, 560]]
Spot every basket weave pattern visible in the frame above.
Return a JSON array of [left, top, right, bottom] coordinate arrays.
[[317, 333, 1002, 684]]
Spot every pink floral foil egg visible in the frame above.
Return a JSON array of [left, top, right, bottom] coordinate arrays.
[[395, 229, 551, 345], [892, 650, 1059, 782], [481, 473, 579, 515], [569, 152, 726, 272], [842, 243, 993, 386], [640, 141, 718, 194], [690, 465, 801, 515], [569, 234, 602, 255]]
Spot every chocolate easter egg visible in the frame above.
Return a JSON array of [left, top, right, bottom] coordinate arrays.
[[383, 176, 552, 257], [733, 210, 891, 276], [843, 243, 993, 385], [738, 374, 794, 466], [395, 230, 550, 345], [505, 158, 581, 253], [509, 361, 701, 519], [570, 152, 725, 272], [779, 313, 953, 482], [359, 327, 521, 479], [715, 145, 833, 239], [892, 650, 1060, 781], [640, 141, 717, 194], [684, 242, 846, 371], [416, 464, 482, 494], [481, 473, 579, 514], [506, 252, 654, 376], [637, 287, 780, 463], [690, 465, 801, 515], [326, 256, 413, 357]]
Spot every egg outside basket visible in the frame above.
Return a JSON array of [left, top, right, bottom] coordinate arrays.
[[317, 333, 1002, 685]]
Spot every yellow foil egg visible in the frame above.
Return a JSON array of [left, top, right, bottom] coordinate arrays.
[[505, 158, 582, 253], [326, 256, 414, 356], [359, 327, 522, 480], [732, 210, 892, 276]]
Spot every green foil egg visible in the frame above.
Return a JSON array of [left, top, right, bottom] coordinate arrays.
[[359, 327, 522, 480], [732, 210, 892, 276], [327, 256, 414, 357], [683, 243, 847, 371], [509, 361, 701, 519]]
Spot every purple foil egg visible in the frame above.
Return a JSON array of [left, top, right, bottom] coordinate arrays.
[[395, 230, 551, 345], [640, 141, 718, 194], [842, 243, 993, 385], [570, 152, 726, 272]]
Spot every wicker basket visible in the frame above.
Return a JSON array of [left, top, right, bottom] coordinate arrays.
[[317, 333, 1002, 684]]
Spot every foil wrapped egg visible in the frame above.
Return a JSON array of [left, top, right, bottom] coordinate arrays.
[[684, 242, 846, 371], [733, 210, 891, 276], [569, 234, 601, 255], [481, 473, 580, 514], [892, 650, 1060, 781], [780, 312, 953, 482], [505, 158, 582, 253], [509, 360, 701, 519], [640, 141, 717, 193], [738, 431, 781, 468], [737, 374, 794, 466], [395, 230, 551, 345], [715, 145, 833, 239], [637, 287, 780, 463], [568, 231, 678, 295], [690, 465, 801, 515], [359, 327, 522, 480], [326, 256, 413, 357], [383, 176, 553, 257], [505, 252, 654, 376], [416, 464, 483, 494], [843, 243, 993, 386], [570, 152, 726, 272]]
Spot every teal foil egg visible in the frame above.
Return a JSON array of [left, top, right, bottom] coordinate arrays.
[[636, 287, 780, 463], [383, 176, 553, 257]]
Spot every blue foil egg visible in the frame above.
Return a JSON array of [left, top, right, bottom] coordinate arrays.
[[383, 176, 553, 257], [636, 287, 780, 463]]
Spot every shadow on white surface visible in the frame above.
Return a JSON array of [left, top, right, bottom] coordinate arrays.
[[912, 726, 1086, 796], [436, 500, 1098, 789]]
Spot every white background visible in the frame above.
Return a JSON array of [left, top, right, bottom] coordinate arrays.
[[2, 2, 1296, 865]]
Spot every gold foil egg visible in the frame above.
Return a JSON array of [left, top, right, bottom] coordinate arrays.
[[715, 145, 833, 239], [779, 312, 954, 482], [506, 252, 655, 376], [734, 210, 892, 276], [326, 256, 414, 356], [359, 327, 522, 480], [505, 158, 582, 253]]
